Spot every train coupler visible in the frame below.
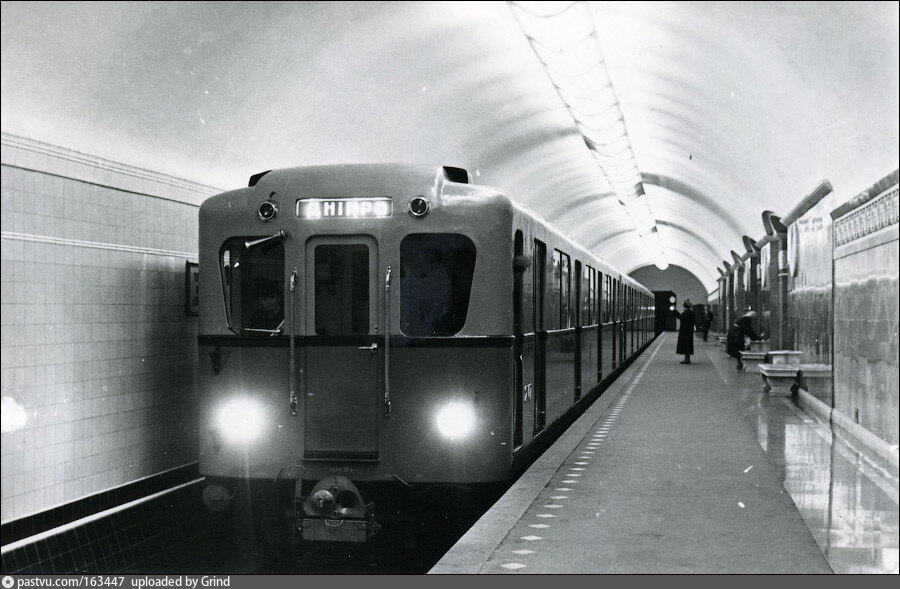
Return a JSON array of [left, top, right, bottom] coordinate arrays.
[[294, 476, 380, 543]]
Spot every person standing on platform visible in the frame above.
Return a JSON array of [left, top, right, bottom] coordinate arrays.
[[700, 304, 713, 341], [673, 299, 695, 364]]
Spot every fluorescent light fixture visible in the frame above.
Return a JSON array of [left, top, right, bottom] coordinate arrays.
[[510, 1, 668, 268]]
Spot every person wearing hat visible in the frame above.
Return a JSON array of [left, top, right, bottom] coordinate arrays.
[[673, 299, 696, 364], [726, 310, 761, 369]]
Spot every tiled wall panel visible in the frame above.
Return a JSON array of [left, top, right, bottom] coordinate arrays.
[[1, 135, 219, 522]]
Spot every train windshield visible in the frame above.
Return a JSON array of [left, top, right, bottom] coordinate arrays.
[[219, 237, 285, 334], [400, 233, 476, 336]]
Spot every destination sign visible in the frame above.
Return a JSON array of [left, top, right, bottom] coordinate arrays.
[[296, 197, 392, 219]]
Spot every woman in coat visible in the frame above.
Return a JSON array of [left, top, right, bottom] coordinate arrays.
[[673, 299, 695, 364], [726, 311, 761, 369]]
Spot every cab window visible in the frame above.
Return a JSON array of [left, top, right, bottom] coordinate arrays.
[[400, 233, 476, 336], [220, 237, 285, 334]]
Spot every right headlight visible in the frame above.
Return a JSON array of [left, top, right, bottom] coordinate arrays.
[[435, 401, 476, 440]]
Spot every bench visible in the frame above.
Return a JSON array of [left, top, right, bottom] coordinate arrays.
[[748, 340, 770, 352], [795, 363, 832, 398], [767, 350, 803, 365], [758, 361, 832, 398], [739, 351, 768, 373], [758, 363, 801, 396]]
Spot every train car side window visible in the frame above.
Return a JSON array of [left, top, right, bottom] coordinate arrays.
[[597, 270, 604, 324], [550, 251, 561, 330], [612, 278, 620, 323], [584, 264, 594, 326], [533, 240, 546, 332], [400, 233, 476, 336], [219, 237, 285, 335], [554, 250, 571, 329]]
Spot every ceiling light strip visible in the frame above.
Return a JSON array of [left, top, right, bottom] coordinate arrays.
[[509, 1, 668, 269]]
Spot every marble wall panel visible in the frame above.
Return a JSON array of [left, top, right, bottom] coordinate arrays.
[[833, 195, 898, 446], [787, 195, 834, 366], [758, 242, 774, 339]]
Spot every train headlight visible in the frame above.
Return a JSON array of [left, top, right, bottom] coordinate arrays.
[[216, 398, 265, 444], [435, 401, 476, 439]]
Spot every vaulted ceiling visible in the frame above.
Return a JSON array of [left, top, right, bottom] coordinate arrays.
[[2, 1, 898, 290]]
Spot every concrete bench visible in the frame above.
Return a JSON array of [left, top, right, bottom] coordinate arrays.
[[758, 363, 801, 396], [748, 340, 770, 353], [767, 350, 803, 365], [758, 362, 832, 398], [795, 363, 832, 397], [739, 351, 768, 373]]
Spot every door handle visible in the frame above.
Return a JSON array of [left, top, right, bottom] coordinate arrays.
[[358, 343, 378, 352]]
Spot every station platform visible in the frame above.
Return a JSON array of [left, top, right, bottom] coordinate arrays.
[[429, 332, 899, 574]]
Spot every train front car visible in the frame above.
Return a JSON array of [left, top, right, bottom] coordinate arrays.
[[197, 164, 516, 549]]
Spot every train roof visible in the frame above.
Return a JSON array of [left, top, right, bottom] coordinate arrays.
[[208, 163, 651, 294], [246, 163, 470, 192]]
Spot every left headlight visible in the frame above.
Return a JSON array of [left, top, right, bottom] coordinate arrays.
[[216, 397, 266, 444], [435, 401, 476, 440]]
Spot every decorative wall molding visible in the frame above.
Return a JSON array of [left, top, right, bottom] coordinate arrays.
[[1, 132, 222, 207], [833, 185, 899, 247], [1, 231, 197, 261], [831, 169, 900, 220]]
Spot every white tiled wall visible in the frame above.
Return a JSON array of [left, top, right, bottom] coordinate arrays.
[[1, 134, 221, 521]]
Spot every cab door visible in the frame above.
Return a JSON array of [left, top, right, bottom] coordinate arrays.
[[303, 236, 380, 462]]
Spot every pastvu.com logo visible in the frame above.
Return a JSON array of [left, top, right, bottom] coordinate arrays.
[[2, 575, 15, 589]]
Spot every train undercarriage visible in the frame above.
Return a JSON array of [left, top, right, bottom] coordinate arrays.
[[201, 474, 508, 572]]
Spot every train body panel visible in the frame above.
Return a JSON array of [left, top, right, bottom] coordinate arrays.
[[196, 163, 655, 541], [198, 343, 297, 479], [198, 340, 514, 483]]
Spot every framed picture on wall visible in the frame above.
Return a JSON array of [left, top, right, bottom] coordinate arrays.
[[185, 260, 199, 317]]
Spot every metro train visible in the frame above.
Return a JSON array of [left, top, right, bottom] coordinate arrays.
[[196, 164, 654, 550]]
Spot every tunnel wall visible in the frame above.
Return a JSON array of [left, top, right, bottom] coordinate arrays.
[[786, 193, 835, 367], [1, 133, 218, 522], [709, 170, 898, 458], [831, 179, 899, 447]]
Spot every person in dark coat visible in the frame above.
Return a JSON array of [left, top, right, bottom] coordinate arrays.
[[726, 311, 761, 369], [673, 299, 695, 364], [701, 305, 714, 341]]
